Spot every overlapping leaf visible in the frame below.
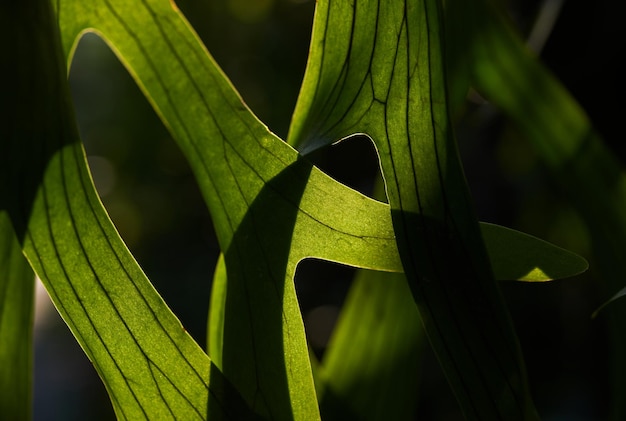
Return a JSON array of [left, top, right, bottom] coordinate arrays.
[[1, 0, 593, 419], [3, 1, 258, 419], [288, 1, 538, 418], [291, 200, 587, 420], [207, 220, 588, 417], [55, 0, 406, 419]]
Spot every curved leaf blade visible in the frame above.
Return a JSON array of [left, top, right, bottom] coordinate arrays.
[[289, 1, 538, 418], [54, 0, 587, 418], [55, 0, 407, 418], [207, 221, 586, 418], [4, 1, 256, 419], [318, 270, 424, 421], [301, 218, 587, 420], [207, 254, 227, 368], [0, 213, 34, 420]]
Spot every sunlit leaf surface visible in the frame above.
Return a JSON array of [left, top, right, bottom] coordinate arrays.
[[55, 0, 413, 419], [2, 0, 591, 419], [207, 218, 587, 418], [317, 270, 423, 421], [289, 1, 539, 418], [4, 1, 256, 419], [302, 216, 587, 420]]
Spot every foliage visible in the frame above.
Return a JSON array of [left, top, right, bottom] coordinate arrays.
[[4, 0, 624, 419]]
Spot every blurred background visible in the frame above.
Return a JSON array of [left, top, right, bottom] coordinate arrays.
[[34, 0, 625, 419]]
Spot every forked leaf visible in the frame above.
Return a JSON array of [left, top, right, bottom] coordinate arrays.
[[289, 1, 538, 418], [1, 9, 37, 420], [12, 0, 584, 419], [206, 219, 587, 356], [301, 208, 585, 419], [207, 220, 586, 418], [295, 200, 586, 420], [55, 0, 407, 419], [3, 1, 257, 419], [0, 213, 34, 420]]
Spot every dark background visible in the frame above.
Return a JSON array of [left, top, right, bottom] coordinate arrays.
[[33, 0, 625, 419]]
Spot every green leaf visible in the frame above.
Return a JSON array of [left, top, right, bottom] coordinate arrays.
[[54, 0, 418, 419], [289, 1, 538, 418], [317, 270, 424, 421], [3, 1, 257, 419], [207, 254, 227, 369], [299, 220, 585, 419], [301, 217, 587, 420], [207, 252, 424, 421], [206, 221, 585, 417], [0, 213, 34, 420], [207, 253, 417, 420], [205, 220, 586, 357], [481, 222, 588, 282], [20, 0, 587, 419]]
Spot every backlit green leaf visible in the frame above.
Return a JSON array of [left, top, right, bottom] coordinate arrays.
[[300, 205, 587, 420], [54, 0, 416, 419], [317, 270, 423, 421], [207, 254, 227, 369], [0, 213, 34, 420], [289, 1, 538, 418], [4, 1, 256, 419], [206, 220, 586, 418], [4, 0, 593, 419]]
